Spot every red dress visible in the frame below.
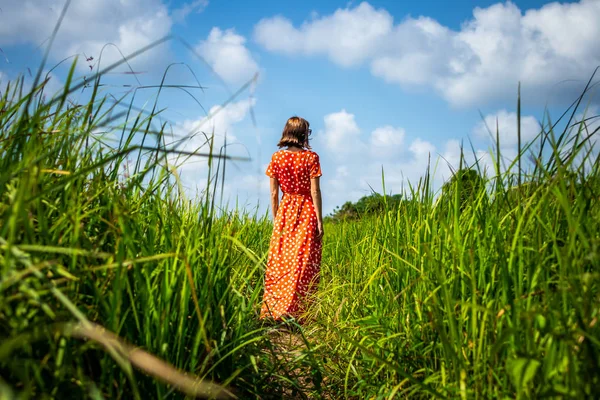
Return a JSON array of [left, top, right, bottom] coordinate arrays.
[[260, 149, 323, 320]]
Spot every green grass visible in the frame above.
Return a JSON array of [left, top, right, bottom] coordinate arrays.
[[0, 57, 276, 398], [1, 19, 599, 398], [305, 80, 600, 398]]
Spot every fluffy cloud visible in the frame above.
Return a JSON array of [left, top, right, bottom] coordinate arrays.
[[409, 138, 436, 159], [254, 3, 392, 66], [314, 109, 441, 210], [166, 98, 256, 196], [317, 110, 408, 161], [312, 108, 545, 212], [196, 28, 259, 85], [0, 1, 261, 85], [0, 0, 175, 71], [474, 110, 540, 147], [254, 1, 600, 107], [170, 97, 256, 164], [369, 126, 405, 158], [319, 109, 362, 155], [320, 135, 439, 211]]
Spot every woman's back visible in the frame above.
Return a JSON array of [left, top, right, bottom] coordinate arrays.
[[267, 150, 321, 196]]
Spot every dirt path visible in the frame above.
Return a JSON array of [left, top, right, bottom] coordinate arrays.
[[262, 327, 329, 399]]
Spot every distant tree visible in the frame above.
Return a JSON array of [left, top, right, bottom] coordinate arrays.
[[327, 193, 403, 222], [439, 168, 486, 213]]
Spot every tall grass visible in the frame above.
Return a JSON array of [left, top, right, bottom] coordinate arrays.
[[308, 76, 600, 398], [0, 47, 280, 397], [1, 13, 599, 398]]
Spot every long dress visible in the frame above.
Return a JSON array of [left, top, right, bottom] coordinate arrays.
[[260, 149, 323, 320]]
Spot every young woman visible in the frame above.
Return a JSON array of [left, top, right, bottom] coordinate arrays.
[[260, 116, 324, 322]]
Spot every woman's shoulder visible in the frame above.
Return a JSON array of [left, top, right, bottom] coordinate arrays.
[[271, 149, 285, 158], [306, 150, 320, 159]]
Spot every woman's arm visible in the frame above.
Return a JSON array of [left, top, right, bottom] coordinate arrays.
[[310, 177, 324, 240], [270, 177, 279, 219]]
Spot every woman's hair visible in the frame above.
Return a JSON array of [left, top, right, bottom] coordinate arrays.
[[277, 116, 311, 149]]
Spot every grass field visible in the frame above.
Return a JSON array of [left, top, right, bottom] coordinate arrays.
[[1, 34, 599, 399]]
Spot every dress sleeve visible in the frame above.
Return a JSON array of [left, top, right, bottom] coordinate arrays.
[[309, 152, 322, 178], [266, 153, 277, 178]]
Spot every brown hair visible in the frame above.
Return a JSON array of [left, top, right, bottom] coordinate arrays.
[[277, 116, 311, 149]]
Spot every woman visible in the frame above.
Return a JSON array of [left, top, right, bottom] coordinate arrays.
[[260, 116, 324, 322]]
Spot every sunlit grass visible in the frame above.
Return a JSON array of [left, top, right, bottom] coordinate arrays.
[[0, 19, 272, 398], [308, 78, 600, 399], [1, 5, 599, 397]]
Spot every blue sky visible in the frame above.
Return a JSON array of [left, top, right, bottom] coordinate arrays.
[[1, 0, 598, 215]]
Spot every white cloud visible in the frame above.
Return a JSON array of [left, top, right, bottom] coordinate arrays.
[[254, 2, 392, 67], [311, 108, 543, 212], [221, 172, 271, 212], [314, 109, 449, 211], [199, 97, 256, 139], [171, 97, 255, 161], [254, 0, 600, 107], [311, 109, 450, 210], [318, 111, 404, 159], [253, 17, 304, 56], [0, 0, 172, 71], [172, 0, 209, 23], [370, 125, 404, 147], [167, 98, 256, 196], [369, 125, 405, 159], [319, 109, 362, 155], [196, 28, 259, 85], [409, 138, 435, 158], [474, 110, 540, 147]]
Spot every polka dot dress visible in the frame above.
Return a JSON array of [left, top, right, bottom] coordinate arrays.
[[260, 149, 323, 321]]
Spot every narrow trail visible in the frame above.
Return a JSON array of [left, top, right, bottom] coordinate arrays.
[[262, 327, 332, 399]]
